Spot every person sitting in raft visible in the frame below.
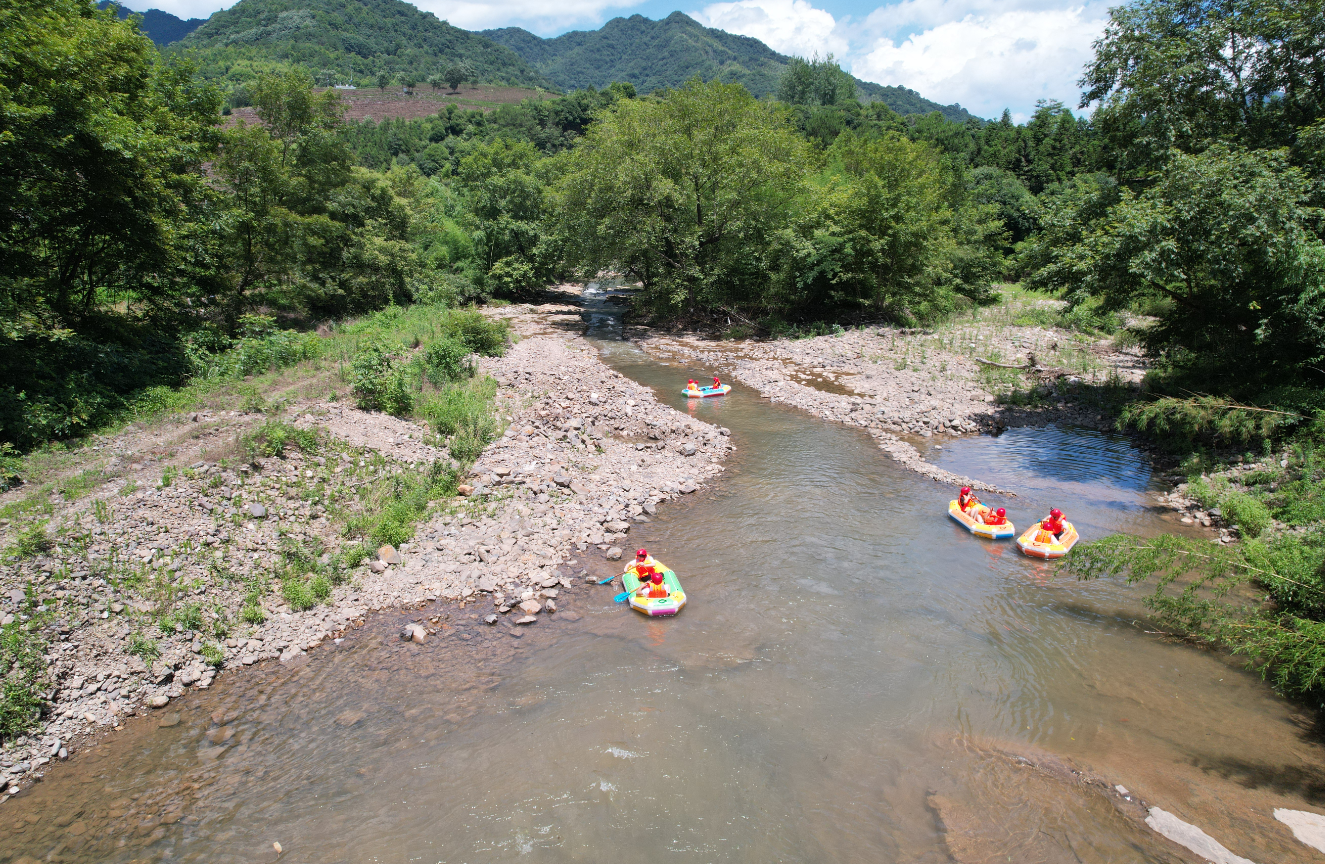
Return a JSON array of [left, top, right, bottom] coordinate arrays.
[[958, 486, 980, 514], [686, 379, 699, 392], [711, 376, 722, 390], [985, 507, 1008, 526], [646, 570, 669, 598], [1040, 508, 1066, 538]]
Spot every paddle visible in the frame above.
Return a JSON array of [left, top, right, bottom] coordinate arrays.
[[597, 574, 617, 585], [614, 591, 630, 603]]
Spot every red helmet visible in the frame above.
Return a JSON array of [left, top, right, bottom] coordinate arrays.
[[1050, 508, 1062, 518], [996, 508, 1006, 517], [636, 549, 648, 560], [651, 572, 664, 584], [960, 487, 971, 495]]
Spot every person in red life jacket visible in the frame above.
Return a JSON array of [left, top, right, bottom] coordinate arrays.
[[985, 507, 1008, 526], [712, 376, 722, 390], [958, 486, 979, 513], [686, 379, 699, 392], [1041, 508, 1066, 537], [647, 570, 669, 598]]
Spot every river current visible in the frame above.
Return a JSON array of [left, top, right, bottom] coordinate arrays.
[[3, 297, 1321, 863]]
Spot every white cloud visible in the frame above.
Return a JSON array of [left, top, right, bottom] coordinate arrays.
[[855, 7, 1106, 119], [691, 0, 848, 58]]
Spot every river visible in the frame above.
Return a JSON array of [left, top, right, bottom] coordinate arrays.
[[2, 296, 1321, 863]]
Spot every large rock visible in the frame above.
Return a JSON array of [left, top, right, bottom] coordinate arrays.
[[1275, 809, 1325, 854], [1144, 808, 1255, 864], [247, 503, 266, 519], [604, 520, 630, 534], [518, 599, 542, 615], [478, 573, 500, 592], [679, 443, 696, 456], [377, 545, 403, 565], [400, 623, 426, 644], [605, 547, 623, 561]]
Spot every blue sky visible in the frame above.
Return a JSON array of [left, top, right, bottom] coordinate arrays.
[[119, 0, 1114, 121]]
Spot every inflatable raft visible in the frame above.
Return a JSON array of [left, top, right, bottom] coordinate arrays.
[[1015, 521, 1080, 559], [683, 384, 731, 398], [948, 500, 1016, 540], [622, 559, 686, 617]]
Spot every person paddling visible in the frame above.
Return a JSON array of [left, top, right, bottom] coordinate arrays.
[[711, 376, 722, 390], [1040, 508, 1066, 538], [985, 507, 1008, 526], [686, 379, 699, 392]]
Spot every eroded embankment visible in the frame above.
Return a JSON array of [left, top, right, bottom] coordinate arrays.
[[0, 305, 729, 796]]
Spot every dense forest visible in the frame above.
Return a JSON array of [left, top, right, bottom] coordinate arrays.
[[3, 0, 1325, 704]]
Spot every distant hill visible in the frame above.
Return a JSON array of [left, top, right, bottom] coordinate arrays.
[[173, 0, 554, 89], [98, 2, 205, 45], [483, 12, 977, 122]]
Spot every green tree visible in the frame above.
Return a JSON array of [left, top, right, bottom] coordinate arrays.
[[0, 0, 220, 320], [777, 54, 857, 107], [444, 63, 469, 92], [554, 79, 812, 315], [1021, 145, 1325, 394]]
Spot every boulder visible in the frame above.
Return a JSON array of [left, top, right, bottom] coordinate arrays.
[[377, 545, 403, 565]]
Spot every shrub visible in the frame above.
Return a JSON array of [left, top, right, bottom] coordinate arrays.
[[177, 602, 204, 632], [201, 643, 225, 666], [350, 342, 414, 416], [422, 337, 472, 385], [0, 621, 47, 742], [310, 573, 331, 601], [282, 577, 316, 611], [424, 378, 498, 464], [241, 603, 266, 625], [441, 308, 509, 357], [487, 256, 540, 299], [7, 522, 52, 559], [1269, 479, 1325, 526], [0, 443, 20, 491], [243, 421, 320, 460], [1222, 490, 1272, 538], [127, 633, 160, 660]]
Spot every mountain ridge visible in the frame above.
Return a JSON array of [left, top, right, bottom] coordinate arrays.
[[483, 12, 977, 122], [98, 1, 206, 45], [172, 0, 554, 89]]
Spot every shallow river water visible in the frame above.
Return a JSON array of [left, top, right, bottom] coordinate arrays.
[[4, 303, 1325, 863]]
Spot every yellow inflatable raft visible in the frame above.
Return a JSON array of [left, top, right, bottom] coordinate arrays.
[[948, 500, 1015, 540], [622, 559, 686, 617], [1015, 521, 1080, 559]]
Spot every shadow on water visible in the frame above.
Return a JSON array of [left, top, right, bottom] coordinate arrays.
[[4, 292, 1325, 862]]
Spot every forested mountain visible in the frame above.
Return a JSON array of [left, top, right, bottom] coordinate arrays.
[[98, 1, 205, 44], [482, 13, 976, 122], [174, 0, 553, 88]]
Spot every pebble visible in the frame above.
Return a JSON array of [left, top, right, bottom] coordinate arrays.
[[247, 503, 267, 519], [514, 615, 538, 625], [518, 599, 542, 615], [483, 614, 498, 625]]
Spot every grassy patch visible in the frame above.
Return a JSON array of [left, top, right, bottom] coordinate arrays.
[[341, 460, 459, 549], [0, 616, 47, 742], [423, 377, 499, 463], [5, 522, 52, 560], [242, 421, 320, 461]]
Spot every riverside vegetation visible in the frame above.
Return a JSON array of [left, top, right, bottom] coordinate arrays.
[[2, 0, 1325, 752]]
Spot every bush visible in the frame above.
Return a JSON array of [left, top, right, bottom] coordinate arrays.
[[310, 574, 331, 601], [350, 342, 414, 416], [282, 577, 316, 611], [487, 255, 540, 299], [6, 522, 52, 559], [422, 337, 473, 385], [0, 444, 21, 491], [1222, 490, 1273, 538], [343, 460, 459, 550], [201, 643, 225, 666], [126, 632, 160, 660], [243, 421, 320, 460], [424, 377, 498, 464], [1269, 479, 1325, 526], [441, 308, 509, 357], [0, 621, 47, 742], [241, 603, 266, 625]]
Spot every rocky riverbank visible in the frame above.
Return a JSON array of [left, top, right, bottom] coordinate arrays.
[[0, 304, 730, 798], [632, 305, 1145, 494]]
